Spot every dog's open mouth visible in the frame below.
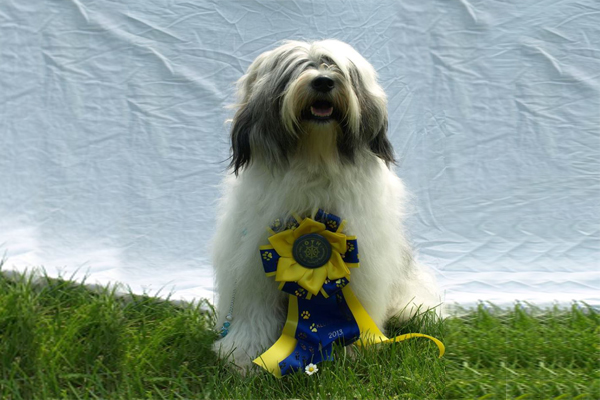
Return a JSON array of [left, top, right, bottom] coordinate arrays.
[[307, 100, 334, 121]]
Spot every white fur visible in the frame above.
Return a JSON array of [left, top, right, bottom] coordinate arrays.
[[212, 40, 441, 371]]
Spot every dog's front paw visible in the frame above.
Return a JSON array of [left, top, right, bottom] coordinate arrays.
[[212, 335, 262, 375]]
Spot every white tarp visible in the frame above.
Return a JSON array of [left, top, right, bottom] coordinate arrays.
[[1, 0, 598, 307]]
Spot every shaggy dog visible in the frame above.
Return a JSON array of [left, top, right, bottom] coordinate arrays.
[[212, 39, 441, 371]]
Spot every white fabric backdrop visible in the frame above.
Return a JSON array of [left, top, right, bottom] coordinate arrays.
[[1, 0, 598, 307]]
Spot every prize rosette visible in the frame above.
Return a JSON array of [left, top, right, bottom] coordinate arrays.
[[253, 209, 444, 378], [259, 209, 359, 300]]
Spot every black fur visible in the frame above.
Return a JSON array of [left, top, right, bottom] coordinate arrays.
[[368, 117, 395, 166], [348, 62, 395, 166], [229, 103, 253, 176]]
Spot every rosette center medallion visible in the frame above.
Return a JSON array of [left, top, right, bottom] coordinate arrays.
[[292, 233, 332, 269]]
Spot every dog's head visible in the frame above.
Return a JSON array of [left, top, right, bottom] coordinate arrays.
[[229, 40, 393, 175]]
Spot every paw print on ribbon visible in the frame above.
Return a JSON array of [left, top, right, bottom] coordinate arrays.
[[298, 332, 307, 340], [326, 220, 338, 230], [294, 288, 307, 297], [347, 242, 355, 253], [301, 311, 310, 320], [309, 323, 318, 333], [285, 219, 299, 230], [262, 251, 273, 261], [335, 279, 344, 288]]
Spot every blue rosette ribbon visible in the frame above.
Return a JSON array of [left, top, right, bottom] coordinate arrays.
[[254, 209, 444, 377]]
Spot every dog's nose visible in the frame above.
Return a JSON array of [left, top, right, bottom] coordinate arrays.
[[311, 76, 335, 93]]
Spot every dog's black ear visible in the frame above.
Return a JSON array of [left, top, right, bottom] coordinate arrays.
[[229, 96, 295, 175], [347, 61, 395, 166], [230, 104, 253, 176], [369, 115, 395, 166], [360, 98, 395, 166]]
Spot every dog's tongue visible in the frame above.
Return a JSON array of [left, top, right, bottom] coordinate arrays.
[[310, 104, 334, 117]]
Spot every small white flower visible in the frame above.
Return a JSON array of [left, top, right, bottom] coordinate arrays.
[[304, 363, 318, 375]]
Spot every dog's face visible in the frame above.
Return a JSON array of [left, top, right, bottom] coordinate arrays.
[[230, 40, 394, 175]]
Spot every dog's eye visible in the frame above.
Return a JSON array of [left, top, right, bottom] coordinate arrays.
[[320, 56, 335, 68], [304, 61, 318, 70]]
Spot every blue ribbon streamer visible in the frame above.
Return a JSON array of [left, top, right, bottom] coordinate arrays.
[[278, 286, 360, 375]]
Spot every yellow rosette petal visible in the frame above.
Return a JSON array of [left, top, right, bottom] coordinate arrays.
[[268, 230, 295, 257], [275, 257, 306, 282], [320, 230, 347, 254], [293, 218, 326, 239], [326, 251, 350, 280], [297, 266, 328, 295]]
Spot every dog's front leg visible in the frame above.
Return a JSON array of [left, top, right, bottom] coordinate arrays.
[[212, 277, 287, 371], [212, 218, 288, 371]]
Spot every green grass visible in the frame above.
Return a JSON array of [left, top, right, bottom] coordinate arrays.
[[0, 267, 598, 399]]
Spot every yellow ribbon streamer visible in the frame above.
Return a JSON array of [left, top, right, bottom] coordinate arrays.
[[253, 295, 299, 378], [342, 286, 445, 357]]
